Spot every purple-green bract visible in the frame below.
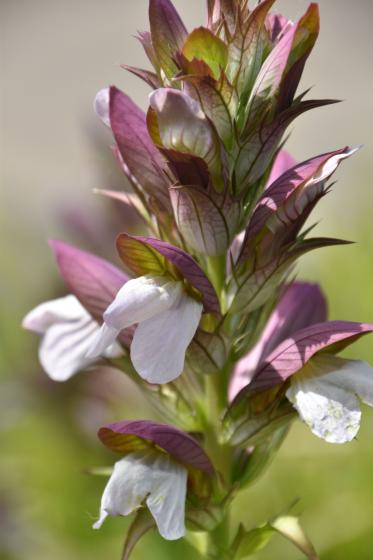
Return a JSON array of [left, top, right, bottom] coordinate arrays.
[[116, 234, 220, 313], [50, 240, 128, 321], [49, 240, 133, 346], [109, 86, 170, 210], [249, 321, 373, 392], [229, 281, 327, 399], [98, 419, 214, 475]]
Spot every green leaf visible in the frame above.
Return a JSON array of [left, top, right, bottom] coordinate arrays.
[[122, 509, 155, 560], [228, 400, 295, 448], [136, 31, 161, 74], [186, 503, 225, 532], [241, 4, 319, 136], [170, 185, 240, 255], [182, 27, 228, 80], [187, 329, 227, 375], [116, 234, 167, 277], [207, 0, 238, 36], [149, 0, 187, 80], [229, 255, 294, 314], [244, 26, 294, 124], [233, 514, 319, 559], [218, 71, 239, 117], [286, 4, 320, 73], [231, 425, 290, 487], [235, 98, 337, 193], [291, 237, 353, 257], [234, 523, 275, 558], [185, 76, 234, 148], [121, 64, 161, 90], [230, 233, 349, 315], [226, 0, 274, 97]]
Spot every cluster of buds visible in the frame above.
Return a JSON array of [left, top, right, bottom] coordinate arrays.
[[23, 1, 373, 558]]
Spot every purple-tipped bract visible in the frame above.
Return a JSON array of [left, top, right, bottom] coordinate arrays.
[[98, 419, 214, 475]]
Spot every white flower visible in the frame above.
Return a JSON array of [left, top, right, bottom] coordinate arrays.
[[23, 295, 122, 381], [286, 354, 373, 443], [86, 275, 203, 384], [93, 449, 187, 540]]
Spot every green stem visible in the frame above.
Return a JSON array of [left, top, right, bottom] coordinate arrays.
[[206, 254, 226, 301], [204, 372, 231, 483], [206, 512, 232, 559]]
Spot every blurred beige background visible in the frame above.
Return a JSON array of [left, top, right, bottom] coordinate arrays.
[[1, 1, 373, 559]]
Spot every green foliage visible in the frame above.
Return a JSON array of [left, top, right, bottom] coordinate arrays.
[[233, 514, 318, 559], [182, 27, 228, 80]]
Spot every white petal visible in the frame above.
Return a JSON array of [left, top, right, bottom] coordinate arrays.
[[103, 339, 124, 360], [104, 275, 183, 330], [94, 88, 110, 127], [93, 450, 187, 540], [22, 295, 86, 334], [146, 453, 187, 540], [131, 292, 203, 383], [85, 323, 120, 359], [310, 355, 373, 407], [39, 316, 122, 381], [286, 357, 363, 443]]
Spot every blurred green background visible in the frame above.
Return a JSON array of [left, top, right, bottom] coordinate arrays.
[[1, 0, 373, 558]]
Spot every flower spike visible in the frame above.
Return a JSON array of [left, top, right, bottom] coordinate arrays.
[[23, 0, 372, 554]]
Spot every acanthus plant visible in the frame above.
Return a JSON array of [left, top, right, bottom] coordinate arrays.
[[23, 0, 373, 558]]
